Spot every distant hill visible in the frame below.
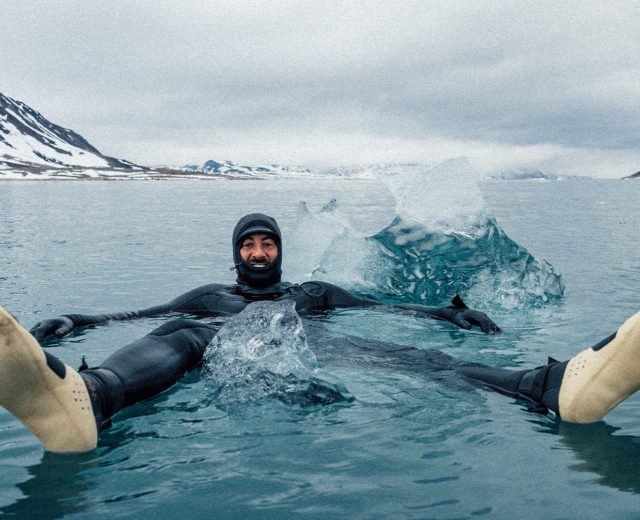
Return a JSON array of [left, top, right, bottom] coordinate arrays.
[[183, 159, 313, 178], [0, 90, 139, 172], [488, 168, 591, 181], [623, 171, 640, 179]]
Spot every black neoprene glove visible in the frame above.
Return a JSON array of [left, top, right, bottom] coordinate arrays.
[[30, 316, 75, 341], [447, 295, 501, 334]]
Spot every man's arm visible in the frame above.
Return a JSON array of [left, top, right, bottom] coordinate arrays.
[[318, 282, 501, 334], [376, 294, 501, 333], [30, 283, 224, 341]]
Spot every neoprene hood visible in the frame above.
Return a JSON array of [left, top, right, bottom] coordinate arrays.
[[232, 213, 283, 288]]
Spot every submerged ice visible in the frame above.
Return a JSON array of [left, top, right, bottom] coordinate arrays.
[[285, 160, 564, 308], [203, 301, 351, 406]]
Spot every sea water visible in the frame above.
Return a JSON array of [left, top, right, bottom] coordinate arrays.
[[0, 168, 639, 518]]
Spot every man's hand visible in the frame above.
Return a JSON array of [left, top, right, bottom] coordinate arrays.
[[449, 308, 501, 334], [30, 316, 75, 341]]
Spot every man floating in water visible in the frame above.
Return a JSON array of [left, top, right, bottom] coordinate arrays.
[[1, 213, 640, 452]]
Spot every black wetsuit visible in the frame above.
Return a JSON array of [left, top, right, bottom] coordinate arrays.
[[34, 213, 569, 430], [71, 290, 566, 425]]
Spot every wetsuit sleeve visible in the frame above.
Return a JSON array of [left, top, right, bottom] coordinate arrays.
[[63, 284, 225, 327], [318, 284, 500, 333], [373, 295, 501, 333], [316, 282, 379, 308], [320, 282, 453, 317], [319, 282, 451, 314]]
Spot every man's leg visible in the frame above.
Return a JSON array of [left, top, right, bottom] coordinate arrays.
[[460, 311, 640, 422], [455, 360, 568, 414], [308, 312, 640, 422], [0, 307, 215, 453], [306, 320, 566, 412], [81, 319, 216, 428]]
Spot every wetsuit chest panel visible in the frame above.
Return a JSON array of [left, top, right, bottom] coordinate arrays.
[[216, 295, 252, 314], [176, 294, 224, 313], [170, 285, 246, 315], [273, 285, 327, 314], [184, 289, 251, 315], [172, 282, 330, 316]]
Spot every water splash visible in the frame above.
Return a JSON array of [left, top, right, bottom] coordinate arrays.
[[381, 159, 489, 231], [284, 200, 384, 289], [286, 159, 564, 308], [203, 301, 352, 405]]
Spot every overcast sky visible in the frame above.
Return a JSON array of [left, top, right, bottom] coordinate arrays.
[[2, 1, 638, 177]]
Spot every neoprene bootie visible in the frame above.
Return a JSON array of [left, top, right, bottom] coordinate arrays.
[[0, 307, 98, 452], [559, 311, 640, 423]]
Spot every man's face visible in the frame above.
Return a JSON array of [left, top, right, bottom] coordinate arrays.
[[239, 233, 278, 268]]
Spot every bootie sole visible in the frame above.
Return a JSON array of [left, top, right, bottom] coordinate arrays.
[[0, 307, 97, 452], [559, 311, 640, 423]]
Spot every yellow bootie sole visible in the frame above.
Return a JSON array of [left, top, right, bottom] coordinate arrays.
[[559, 311, 640, 423], [0, 307, 97, 452]]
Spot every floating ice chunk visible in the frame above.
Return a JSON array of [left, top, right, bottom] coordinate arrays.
[[203, 301, 351, 405]]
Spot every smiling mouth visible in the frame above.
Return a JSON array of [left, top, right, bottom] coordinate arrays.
[[249, 260, 271, 269]]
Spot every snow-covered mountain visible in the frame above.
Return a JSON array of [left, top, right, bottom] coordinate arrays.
[[183, 160, 398, 178], [487, 168, 591, 181], [183, 159, 313, 178], [0, 91, 138, 172]]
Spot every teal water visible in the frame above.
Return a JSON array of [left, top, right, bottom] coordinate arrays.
[[1, 177, 640, 518]]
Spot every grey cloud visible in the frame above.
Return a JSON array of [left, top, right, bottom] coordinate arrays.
[[1, 1, 638, 173]]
